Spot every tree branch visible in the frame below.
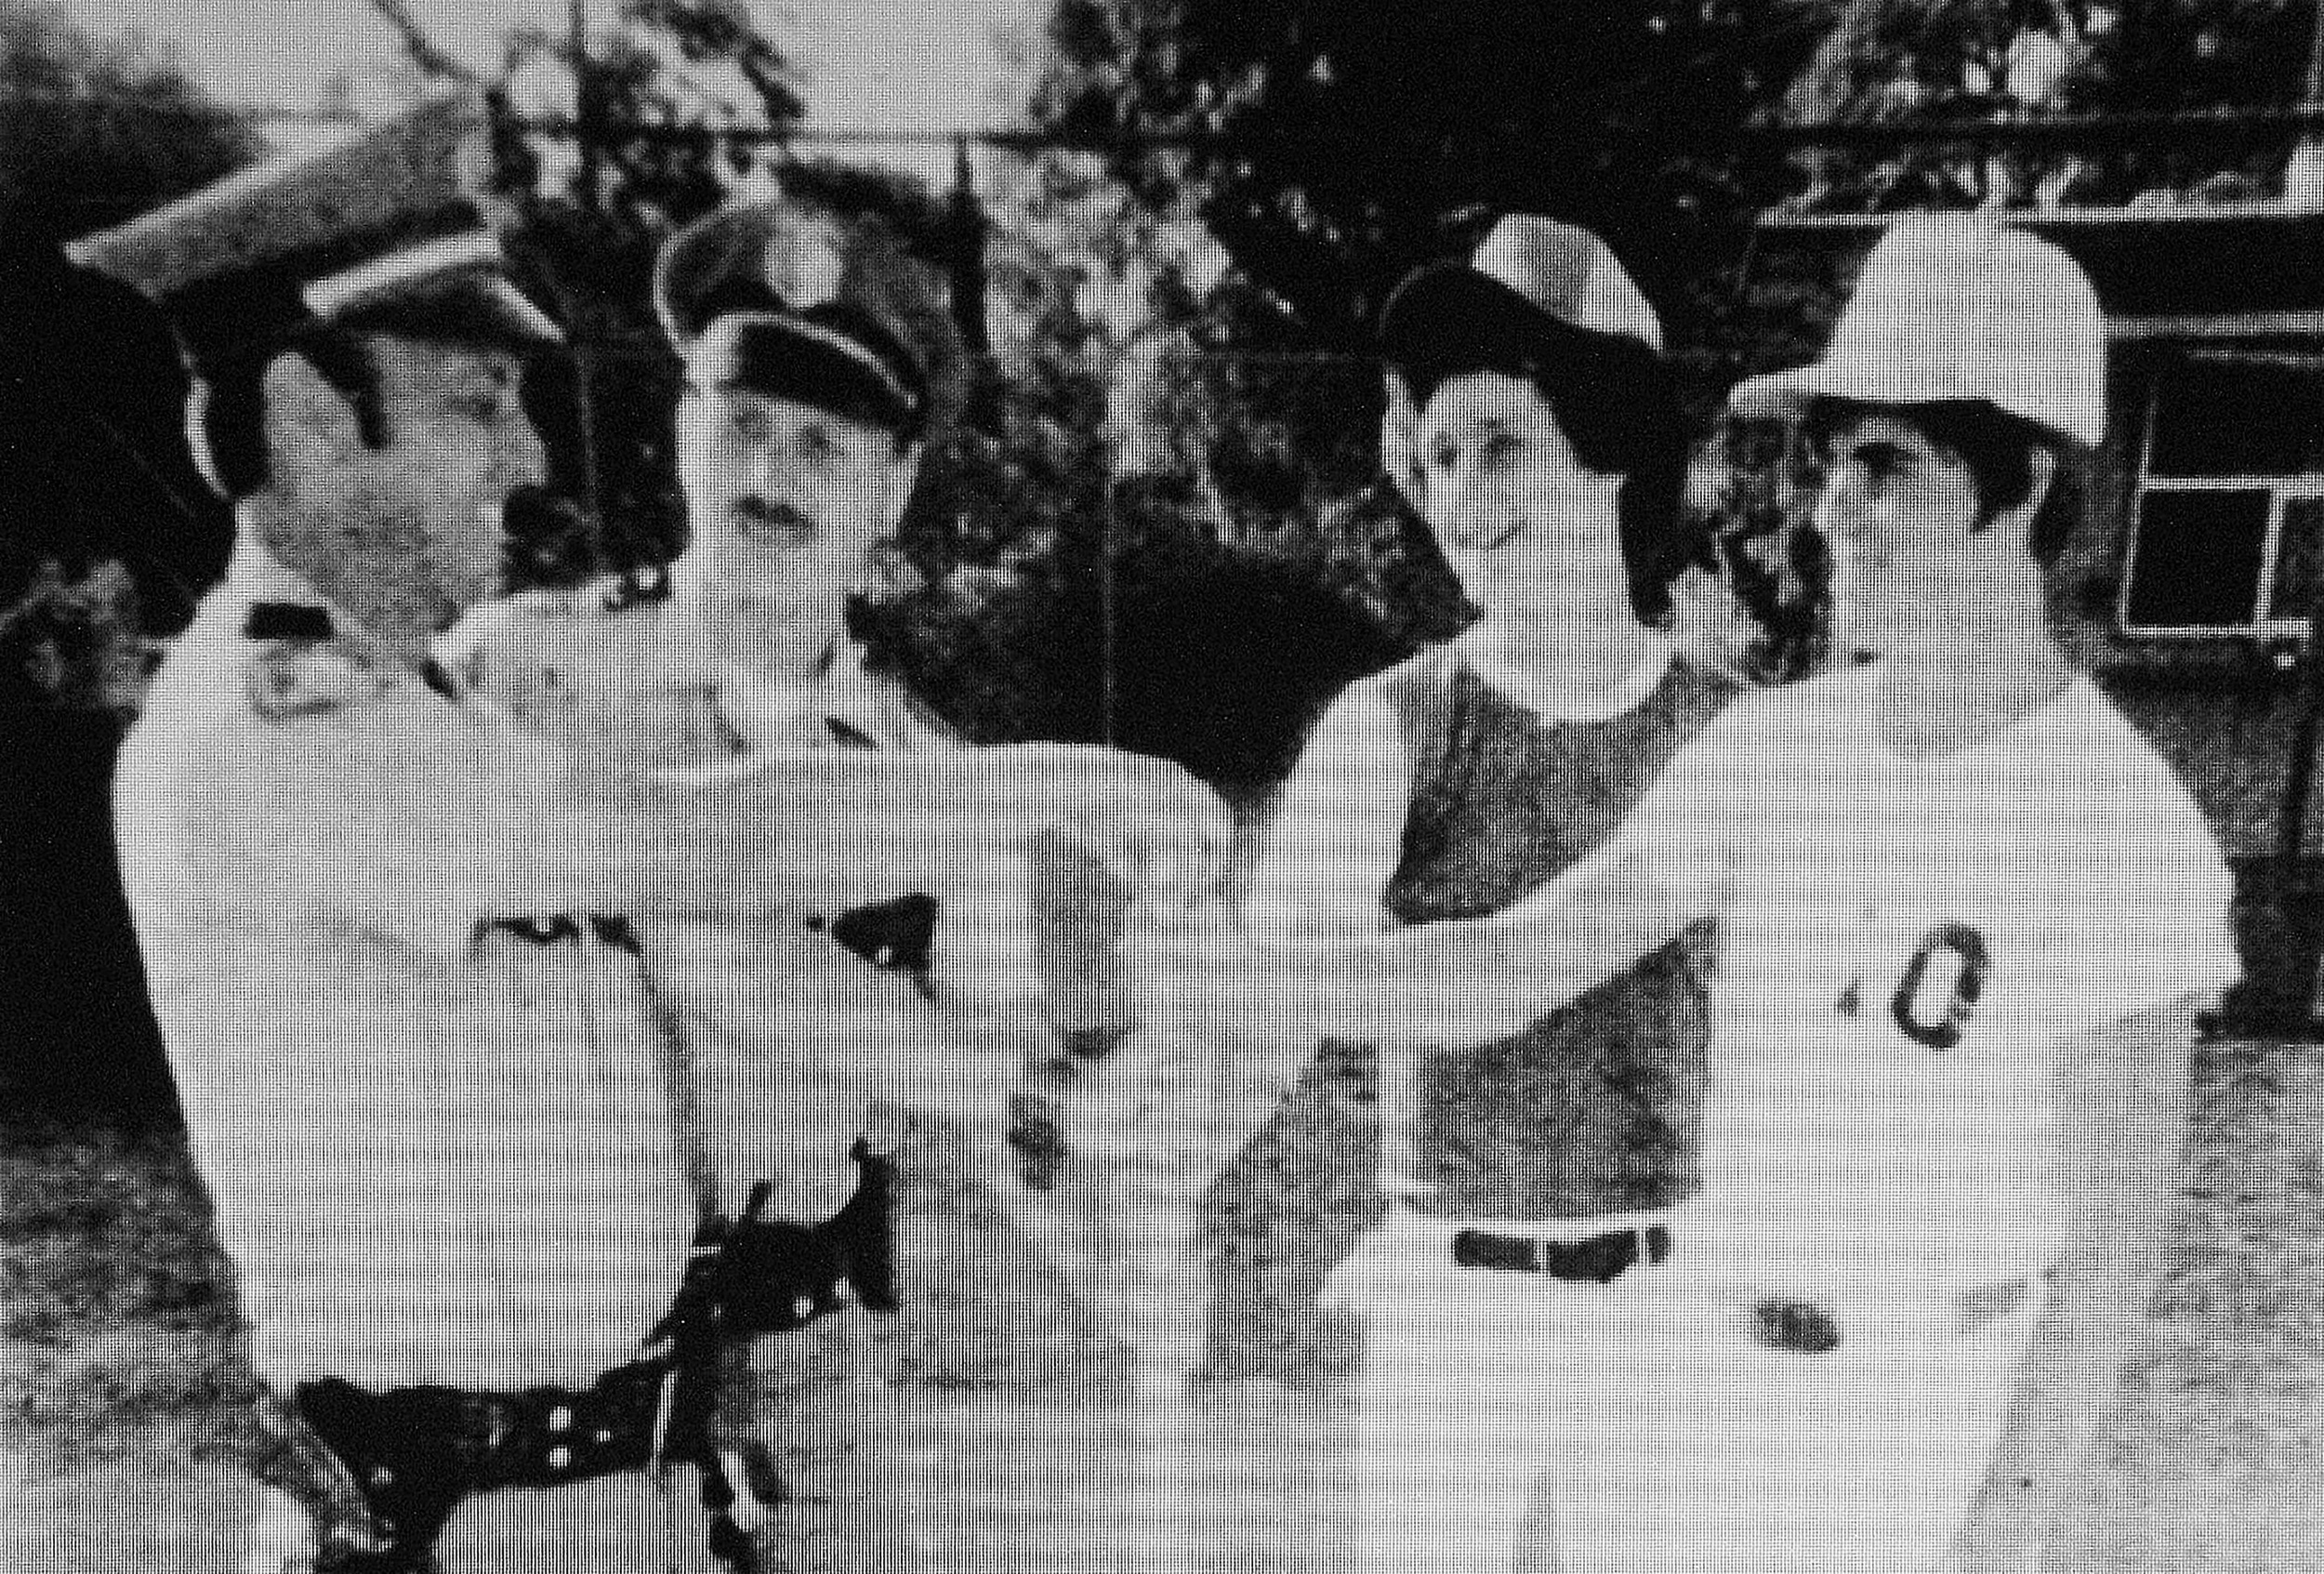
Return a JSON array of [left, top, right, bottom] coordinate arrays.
[[363, 0, 482, 85]]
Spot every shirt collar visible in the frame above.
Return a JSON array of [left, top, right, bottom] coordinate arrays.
[[223, 533, 452, 698], [1455, 623, 1674, 723], [715, 634, 898, 750]]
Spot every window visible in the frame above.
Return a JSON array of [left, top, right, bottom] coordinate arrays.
[[2119, 353, 2324, 637]]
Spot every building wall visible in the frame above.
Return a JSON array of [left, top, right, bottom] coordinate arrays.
[[2052, 342, 2324, 863]]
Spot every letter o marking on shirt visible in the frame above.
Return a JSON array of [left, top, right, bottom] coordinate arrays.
[[1890, 921, 1991, 1050]]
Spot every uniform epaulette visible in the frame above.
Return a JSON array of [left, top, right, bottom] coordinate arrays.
[[243, 642, 388, 721]]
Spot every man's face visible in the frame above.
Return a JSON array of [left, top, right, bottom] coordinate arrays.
[[1811, 410, 1985, 658], [340, 334, 545, 630], [673, 379, 915, 629], [1416, 369, 1628, 624]]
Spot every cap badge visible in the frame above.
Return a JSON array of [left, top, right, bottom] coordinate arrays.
[[764, 222, 846, 311]]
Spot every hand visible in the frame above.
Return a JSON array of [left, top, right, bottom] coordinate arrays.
[[992, 744, 1231, 914]]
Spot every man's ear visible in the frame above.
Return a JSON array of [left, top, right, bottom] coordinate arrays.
[[1381, 370, 1424, 511], [258, 351, 365, 494], [180, 384, 227, 498], [878, 441, 924, 530], [1990, 445, 2058, 548]]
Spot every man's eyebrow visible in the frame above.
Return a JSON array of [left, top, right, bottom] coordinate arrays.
[[1842, 437, 1914, 467], [1428, 413, 1515, 444], [444, 359, 519, 390]]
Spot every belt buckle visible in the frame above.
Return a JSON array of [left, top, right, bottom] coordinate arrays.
[[1543, 1222, 1668, 1284]]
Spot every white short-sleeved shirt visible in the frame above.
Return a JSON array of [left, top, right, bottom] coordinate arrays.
[[442, 564, 1151, 1388], [114, 541, 698, 1392], [1644, 664, 2239, 1308]]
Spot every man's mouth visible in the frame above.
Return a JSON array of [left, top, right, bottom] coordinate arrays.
[[731, 498, 815, 547]]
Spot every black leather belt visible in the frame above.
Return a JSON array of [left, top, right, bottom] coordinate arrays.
[[1450, 1223, 1673, 1284], [276, 1146, 901, 1570], [295, 1361, 687, 1561]]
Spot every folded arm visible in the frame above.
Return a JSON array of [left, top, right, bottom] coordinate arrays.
[[221, 687, 833, 956], [1261, 773, 1723, 1055]]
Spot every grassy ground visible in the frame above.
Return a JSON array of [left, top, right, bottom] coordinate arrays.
[[4, 1024, 2322, 1571]]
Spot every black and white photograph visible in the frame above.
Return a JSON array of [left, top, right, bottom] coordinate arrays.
[[2, 2, 2320, 1570]]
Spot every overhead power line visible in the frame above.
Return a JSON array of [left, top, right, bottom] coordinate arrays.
[[6, 86, 2324, 154]]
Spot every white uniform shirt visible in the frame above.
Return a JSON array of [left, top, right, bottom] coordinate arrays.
[[1643, 665, 2238, 1312], [440, 572, 1058, 1221], [114, 541, 698, 1392]]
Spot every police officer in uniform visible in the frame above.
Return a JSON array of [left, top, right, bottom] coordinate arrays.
[[83, 99, 1212, 1574], [441, 194, 1217, 1571], [441, 197, 957, 766]]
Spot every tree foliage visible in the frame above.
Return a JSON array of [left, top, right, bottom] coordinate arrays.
[[0, 1, 259, 244], [367, 0, 813, 573], [0, 3, 266, 1111], [849, 148, 1452, 785], [0, 1, 260, 648], [1023, 0, 1831, 378], [1784, 0, 2324, 210]]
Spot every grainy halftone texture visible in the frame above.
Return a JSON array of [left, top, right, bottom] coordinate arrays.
[[3, 1038, 2320, 1567]]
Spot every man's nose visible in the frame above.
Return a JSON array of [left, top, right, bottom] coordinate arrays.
[[1431, 467, 1496, 549], [503, 419, 548, 490], [746, 434, 804, 502], [1812, 471, 1866, 544]]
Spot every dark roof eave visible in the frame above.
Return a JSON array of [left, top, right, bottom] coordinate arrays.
[[1755, 205, 2324, 317]]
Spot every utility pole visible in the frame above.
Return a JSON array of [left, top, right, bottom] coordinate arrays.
[[2278, 0, 2324, 878], [571, 0, 599, 209], [944, 137, 991, 356], [2257, 0, 2324, 1033], [565, 0, 604, 528]]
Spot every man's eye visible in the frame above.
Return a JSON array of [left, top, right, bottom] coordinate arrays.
[[1427, 442, 1459, 472], [799, 427, 840, 463], [455, 394, 506, 424], [730, 409, 772, 444], [1479, 431, 1519, 464]]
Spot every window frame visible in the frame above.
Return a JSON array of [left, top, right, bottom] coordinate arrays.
[[2118, 351, 2324, 641]]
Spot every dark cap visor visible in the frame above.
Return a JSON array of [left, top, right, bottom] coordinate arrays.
[[691, 312, 925, 439]]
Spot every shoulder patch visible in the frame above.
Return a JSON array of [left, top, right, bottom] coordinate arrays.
[[242, 643, 387, 721]]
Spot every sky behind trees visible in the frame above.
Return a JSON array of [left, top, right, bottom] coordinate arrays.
[[55, 0, 1037, 179]]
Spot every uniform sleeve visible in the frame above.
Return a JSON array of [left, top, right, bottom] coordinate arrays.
[[1243, 677, 1414, 938], [436, 591, 575, 728], [442, 590, 734, 771], [2044, 777, 2240, 1041], [205, 684, 670, 959]]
